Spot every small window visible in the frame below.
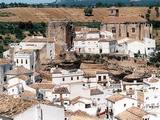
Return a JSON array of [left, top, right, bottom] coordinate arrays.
[[16, 59, 18, 63], [85, 104, 91, 108], [98, 76, 101, 81], [77, 76, 79, 80], [71, 77, 73, 80], [97, 98, 100, 101], [21, 59, 23, 64], [132, 28, 135, 33], [26, 59, 28, 64], [132, 103, 134, 106], [103, 76, 106, 80], [63, 78, 65, 81], [124, 104, 126, 107], [112, 27, 116, 33]]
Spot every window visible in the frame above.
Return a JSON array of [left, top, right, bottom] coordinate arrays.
[[16, 59, 18, 63], [103, 76, 106, 80], [77, 76, 79, 80], [132, 28, 135, 33], [132, 103, 134, 106], [21, 59, 23, 64], [112, 27, 116, 33], [124, 104, 126, 107], [26, 59, 28, 64], [127, 32, 129, 37], [97, 98, 100, 101], [85, 104, 91, 108], [63, 78, 65, 81], [146, 97, 149, 100], [98, 76, 101, 81], [71, 77, 73, 80], [83, 84, 85, 86]]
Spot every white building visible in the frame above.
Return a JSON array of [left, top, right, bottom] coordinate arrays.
[[106, 93, 137, 120], [68, 96, 97, 116], [3, 36, 55, 63], [73, 28, 116, 54], [20, 36, 55, 60], [73, 38, 116, 54], [51, 68, 84, 85], [117, 37, 156, 57], [14, 50, 36, 70], [142, 75, 160, 112]]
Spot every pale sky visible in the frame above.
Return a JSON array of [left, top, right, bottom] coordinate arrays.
[[1, 0, 56, 4]]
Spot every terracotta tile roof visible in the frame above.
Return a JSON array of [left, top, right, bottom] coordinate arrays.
[[90, 89, 103, 96], [51, 68, 62, 74], [54, 87, 70, 94], [19, 90, 36, 99], [29, 83, 54, 90], [106, 94, 125, 103], [6, 66, 33, 75], [96, 71, 109, 74], [102, 16, 147, 24], [0, 59, 11, 65], [22, 36, 54, 43], [115, 107, 148, 120], [70, 96, 91, 105], [0, 94, 51, 117], [18, 75, 30, 81]]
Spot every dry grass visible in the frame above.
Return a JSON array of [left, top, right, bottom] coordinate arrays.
[[0, 7, 150, 23]]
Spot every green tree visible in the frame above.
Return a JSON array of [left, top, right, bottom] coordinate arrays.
[[84, 7, 93, 16]]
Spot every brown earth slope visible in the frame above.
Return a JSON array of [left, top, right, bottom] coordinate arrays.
[[0, 7, 149, 23]]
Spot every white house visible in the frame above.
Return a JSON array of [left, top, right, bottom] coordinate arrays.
[[7, 75, 31, 96], [142, 75, 160, 112], [68, 96, 97, 116], [106, 93, 137, 120], [73, 38, 116, 54], [14, 49, 36, 70], [51, 68, 84, 85], [3, 36, 55, 64], [20, 36, 55, 60], [117, 37, 156, 57], [0, 94, 64, 120], [73, 28, 116, 54]]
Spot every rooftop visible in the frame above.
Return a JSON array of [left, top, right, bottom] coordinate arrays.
[[102, 16, 147, 24], [106, 94, 126, 103], [54, 87, 70, 94], [22, 36, 54, 43], [5, 66, 33, 75], [115, 107, 148, 120], [29, 83, 54, 90], [0, 94, 51, 118], [0, 59, 11, 65], [90, 89, 104, 96]]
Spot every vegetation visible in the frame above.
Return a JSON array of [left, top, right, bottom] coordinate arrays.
[[0, 21, 47, 58], [84, 7, 93, 16]]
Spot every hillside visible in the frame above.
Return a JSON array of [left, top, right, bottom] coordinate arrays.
[[0, 7, 151, 23]]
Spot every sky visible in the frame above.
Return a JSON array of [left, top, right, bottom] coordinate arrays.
[[1, 0, 56, 4]]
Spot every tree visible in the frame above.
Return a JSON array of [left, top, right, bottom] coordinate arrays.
[[84, 7, 93, 16]]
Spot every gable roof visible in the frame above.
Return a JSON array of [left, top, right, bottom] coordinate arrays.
[[106, 94, 126, 103], [0, 94, 52, 118], [115, 107, 148, 120], [6, 66, 32, 75], [102, 16, 147, 24]]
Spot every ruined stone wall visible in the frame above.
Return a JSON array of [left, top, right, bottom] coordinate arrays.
[[48, 21, 73, 58], [103, 23, 152, 40]]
